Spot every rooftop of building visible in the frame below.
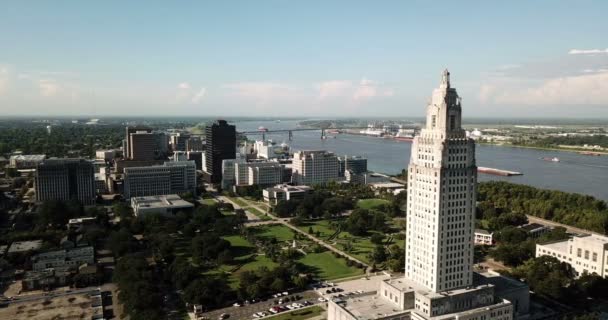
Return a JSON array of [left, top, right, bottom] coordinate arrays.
[[384, 277, 493, 300], [573, 233, 608, 245], [520, 223, 549, 232], [131, 194, 194, 209], [474, 271, 528, 294], [266, 184, 313, 192], [475, 229, 492, 235], [369, 182, 405, 189], [8, 240, 43, 253], [332, 292, 407, 320], [536, 238, 569, 252], [9, 154, 46, 161]]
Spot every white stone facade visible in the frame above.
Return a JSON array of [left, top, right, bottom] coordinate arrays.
[[406, 69, 476, 292], [536, 233, 608, 277], [291, 150, 340, 185], [328, 70, 522, 320]]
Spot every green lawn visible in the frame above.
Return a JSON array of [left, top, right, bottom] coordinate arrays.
[[250, 224, 296, 243], [356, 198, 390, 210], [298, 251, 363, 280], [227, 196, 249, 208], [206, 235, 278, 288], [265, 306, 324, 320], [200, 198, 217, 206], [296, 220, 338, 240], [248, 206, 272, 220]]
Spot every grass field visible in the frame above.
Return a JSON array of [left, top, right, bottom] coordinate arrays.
[[200, 198, 217, 206], [265, 306, 324, 320], [207, 235, 278, 288], [248, 206, 272, 220], [294, 219, 404, 265], [296, 220, 337, 240], [250, 224, 296, 243], [227, 196, 249, 208], [356, 198, 390, 210], [298, 251, 363, 280]]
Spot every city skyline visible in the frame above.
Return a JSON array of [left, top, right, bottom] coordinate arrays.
[[1, 1, 607, 118]]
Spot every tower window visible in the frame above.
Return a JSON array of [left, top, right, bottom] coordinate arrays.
[[449, 115, 455, 130], [432, 115, 436, 128]]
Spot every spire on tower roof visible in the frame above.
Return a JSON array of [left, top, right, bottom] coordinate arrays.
[[440, 69, 450, 88]]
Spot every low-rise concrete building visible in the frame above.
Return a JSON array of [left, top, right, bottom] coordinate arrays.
[[519, 223, 551, 238], [9, 154, 46, 169], [536, 233, 608, 277], [130, 194, 194, 217], [31, 246, 95, 271], [263, 184, 313, 205]]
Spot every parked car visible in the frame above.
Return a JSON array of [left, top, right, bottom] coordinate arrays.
[[219, 313, 230, 320], [233, 303, 241, 307]]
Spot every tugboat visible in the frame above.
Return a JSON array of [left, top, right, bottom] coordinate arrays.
[[540, 157, 560, 162]]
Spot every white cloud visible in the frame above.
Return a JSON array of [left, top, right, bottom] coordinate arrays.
[[191, 87, 206, 103], [177, 82, 191, 89], [317, 80, 352, 99], [353, 78, 377, 100], [317, 78, 394, 101], [568, 48, 608, 55], [38, 79, 60, 97], [0, 67, 8, 96], [479, 71, 608, 106], [222, 82, 300, 106]]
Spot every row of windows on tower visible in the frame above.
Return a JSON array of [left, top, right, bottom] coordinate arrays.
[[430, 115, 457, 131]]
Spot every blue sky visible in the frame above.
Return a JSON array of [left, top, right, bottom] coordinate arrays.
[[1, 1, 607, 118]]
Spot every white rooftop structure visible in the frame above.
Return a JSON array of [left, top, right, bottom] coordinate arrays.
[[130, 194, 194, 217]]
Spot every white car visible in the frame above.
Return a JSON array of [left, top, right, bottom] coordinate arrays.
[[318, 297, 326, 302], [282, 291, 289, 296], [269, 308, 278, 314], [253, 314, 260, 318], [286, 305, 295, 310], [233, 303, 241, 307], [258, 312, 267, 317]]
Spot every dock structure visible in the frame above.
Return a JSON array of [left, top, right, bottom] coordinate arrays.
[[477, 167, 523, 176]]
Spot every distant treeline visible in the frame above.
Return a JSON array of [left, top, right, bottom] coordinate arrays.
[[478, 181, 608, 234], [514, 135, 608, 149], [0, 124, 124, 157]]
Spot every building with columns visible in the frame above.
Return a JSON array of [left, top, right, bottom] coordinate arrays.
[[327, 70, 529, 320]]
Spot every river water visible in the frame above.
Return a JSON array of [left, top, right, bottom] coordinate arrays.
[[235, 120, 608, 201]]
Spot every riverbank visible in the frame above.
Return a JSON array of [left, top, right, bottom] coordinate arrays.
[[477, 142, 608, 155]]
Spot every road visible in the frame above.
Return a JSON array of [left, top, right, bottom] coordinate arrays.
[[525, 215, 601, 235], [216, 195, 266, 222], [217, 195, 371, 272], [3, 287, 100, 305]]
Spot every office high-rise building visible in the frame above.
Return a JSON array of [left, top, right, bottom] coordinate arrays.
[[35, 159, 96, 205], [129, 131, 159, 161], [205, 120, 236, 183], [328, 70, 529, 320], [123, 161, 196, 198], [338, 155, 367, 177], [124, 126, 167, 160], [291, 150, 340, 185]]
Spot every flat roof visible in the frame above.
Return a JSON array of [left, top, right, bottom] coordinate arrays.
[[333, 292, 406, 320], [131, 194, 194, 209], [475, 229, 492, 235], [369, 182, 405, 189], [8, 240, 43, 253], [537, 239, 569, 252]]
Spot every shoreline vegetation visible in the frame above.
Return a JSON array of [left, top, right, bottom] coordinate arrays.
[[477, 141, 608, 155]]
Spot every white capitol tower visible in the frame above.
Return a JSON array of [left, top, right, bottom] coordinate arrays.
[[406, 69, 476, 293], [328, 70, 529, 320]]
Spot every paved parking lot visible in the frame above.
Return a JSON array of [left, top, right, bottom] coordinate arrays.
[[317, 274, 391, 300], [201, 291, 321, 320]]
